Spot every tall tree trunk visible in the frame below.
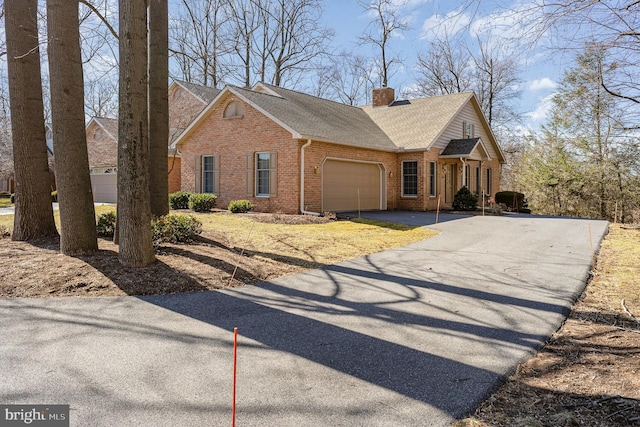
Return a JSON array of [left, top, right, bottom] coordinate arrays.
[[47, 0, 98, 255], [118, 0, 155, 266], [5, 0, 58, 240], [148, 0, 169, 217]]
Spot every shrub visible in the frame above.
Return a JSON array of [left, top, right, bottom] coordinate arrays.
[[228, 199, 254, 213], [51, 191, 58, 202], [96, 211, 117, 237], [169, 191, 192, 210], [495, 191, 530, 213], [152, 214, 202, 244], [188, 193, 217, 212], [10, 193, 15, 203], [452, 186, 478, 211]]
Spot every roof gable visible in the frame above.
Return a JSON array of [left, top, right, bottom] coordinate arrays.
[[441, 137, 491, 161], [173, 80, 220, 104]]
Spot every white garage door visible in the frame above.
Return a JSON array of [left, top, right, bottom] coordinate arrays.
[[323, 160, 383, 212], [90, 173, 117, 203]]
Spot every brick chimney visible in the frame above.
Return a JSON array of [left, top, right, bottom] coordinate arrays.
[[372, 87, 395, 107]]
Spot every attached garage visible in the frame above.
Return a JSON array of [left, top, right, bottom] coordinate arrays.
[[90, 173, 117, 203], [322, 159, 385, 212]]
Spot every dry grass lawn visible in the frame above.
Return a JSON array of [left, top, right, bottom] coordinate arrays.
[[455, 224, 640, 427], [0, 208, 436, 297]]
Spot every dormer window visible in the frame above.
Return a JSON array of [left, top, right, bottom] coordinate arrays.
[[224, 101, 244, 118]]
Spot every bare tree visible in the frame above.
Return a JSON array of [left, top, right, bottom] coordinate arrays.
[[5, 0, 58, 240], [263, 0, 333, 87], [149, 0, 169, 217], [358, 0, 409, 88], [414, 33, 473, 96], [47, 0, 98, 255], [331, 51, 374, 105], [117, 0, 155, 266], [228, 0, 263, 86], [170, 0, 230, 86]]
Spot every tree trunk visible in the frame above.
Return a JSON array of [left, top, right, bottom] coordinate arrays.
[[5, 0, 58, 240], [148, 0, 169, 217], [118, 0, 155, 267], [47, 0, 98, 255]]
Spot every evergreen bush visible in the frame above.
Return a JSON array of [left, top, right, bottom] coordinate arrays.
[[188, 193, 217, 212], [96, 211, 117, 237], [151, 214, 202, 244], [169, 191, 192, 210], [228, 199, 255, 213], [452, 186, 478, 211]]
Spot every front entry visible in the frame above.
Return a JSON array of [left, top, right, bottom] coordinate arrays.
[[444, 164, 457, 204]]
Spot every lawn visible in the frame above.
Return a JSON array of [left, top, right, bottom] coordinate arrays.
[[455, 224, 640, 427], [0, 208, 437, 297]]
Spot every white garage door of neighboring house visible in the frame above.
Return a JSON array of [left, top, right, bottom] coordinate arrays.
[[322, 159, 384, 212], [90, 173, 117, 203]]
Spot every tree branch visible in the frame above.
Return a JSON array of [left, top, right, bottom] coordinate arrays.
[[601, 81, 640, 104], [79, 0, 119, 40]]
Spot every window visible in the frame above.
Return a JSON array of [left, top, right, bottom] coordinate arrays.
[[485, 168, 492, 195], [464, 164, 470, 188], [463, 121, 474, 138], [475, 166, 481, 195], [402, 161, 418, 197], [429, 161, 437, 197], [202, 155, 215, 193], [224, 101, 244, 118], [256, 152, 271, 196]]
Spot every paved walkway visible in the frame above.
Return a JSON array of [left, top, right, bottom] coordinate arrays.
[[0, 202, 114, 216], [0, 213, 608, 426]]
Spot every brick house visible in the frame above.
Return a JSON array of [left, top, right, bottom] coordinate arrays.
[[173, 83, 506, 214], [85, 80, 220, 202]]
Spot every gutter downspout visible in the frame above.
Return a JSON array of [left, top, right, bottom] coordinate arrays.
[[300, 139, 320, 216]]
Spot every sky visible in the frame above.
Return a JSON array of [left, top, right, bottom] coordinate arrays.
[[320, 0, 565, 131]]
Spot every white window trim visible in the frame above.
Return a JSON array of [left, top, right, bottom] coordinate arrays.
[[401, 160, 418, 198], [202, 155, 215, 194], [255, 152, 271, 197], [429, 161, 437, 197]]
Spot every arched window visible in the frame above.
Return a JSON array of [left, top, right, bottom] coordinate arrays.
[[223, 101, 244, 118]]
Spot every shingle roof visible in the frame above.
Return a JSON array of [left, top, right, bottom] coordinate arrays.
[[360, 92, 473, 150], [176, 80, 220, 104], [231, 84, 397, 151], [441, 138, 481, 156]]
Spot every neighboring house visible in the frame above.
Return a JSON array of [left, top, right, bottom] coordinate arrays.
[[172, 83, 505, 214], [85, 80, 220, 203]]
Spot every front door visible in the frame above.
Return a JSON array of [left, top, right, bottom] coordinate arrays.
[[444, 163, 457, 204]]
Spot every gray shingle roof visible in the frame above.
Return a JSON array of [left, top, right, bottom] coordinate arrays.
[[441, 138, 481, 156], [231, 84, 397, 151], [360, 92, 472, 151], [176, 80, 220, 104]]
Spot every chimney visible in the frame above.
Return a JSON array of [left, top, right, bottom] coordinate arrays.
[[372, 87, 395, 107]]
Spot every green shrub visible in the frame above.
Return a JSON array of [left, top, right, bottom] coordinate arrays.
[[51, 191, 58, 202], [228, 199, 254, 213], [10, 193, 15, 204], [152, 214, 202, 244], [96, 211, 117, 237], [188, 193, 217, 212], [0, 191, 10, 198], [169, 191, 192, 210], [452, 186, 478, 211], [495, 191, 530, 213]]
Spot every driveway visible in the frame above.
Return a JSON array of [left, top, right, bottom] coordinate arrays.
[[0, 213, 608, 426]]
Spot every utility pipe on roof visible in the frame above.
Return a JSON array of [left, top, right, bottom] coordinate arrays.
[[300, 139, 321, 216]]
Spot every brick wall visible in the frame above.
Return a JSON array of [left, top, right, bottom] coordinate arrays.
[[179, 93, 301, 214], [168, 84, 208, 129], [168, 157, 181, 193]]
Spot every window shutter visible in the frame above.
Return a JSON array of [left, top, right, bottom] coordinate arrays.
[[194, 155, 202, 193], [269, 151, 277, 197], [471, 124, 475, 138], [246, 154, 254, 197], [213, 155, 220, 195], [462, 121, 466, 138]]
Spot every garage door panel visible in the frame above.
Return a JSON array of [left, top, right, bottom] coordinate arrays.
[[90, 174, 117, 203], [323, 160, 381, 212]]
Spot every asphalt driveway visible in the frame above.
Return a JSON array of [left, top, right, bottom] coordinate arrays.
[[0, 213, 608, 426]]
